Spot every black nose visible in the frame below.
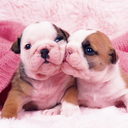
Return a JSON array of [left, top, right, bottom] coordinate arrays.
[[41, 49, 49, 59]]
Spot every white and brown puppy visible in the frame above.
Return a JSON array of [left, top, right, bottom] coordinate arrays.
[[1, 21, 75, 119], [61, 29, 128, 110]]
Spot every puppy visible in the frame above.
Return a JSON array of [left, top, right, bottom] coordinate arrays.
[[1, 21, 75, 119], [61, 29, 128, 110]]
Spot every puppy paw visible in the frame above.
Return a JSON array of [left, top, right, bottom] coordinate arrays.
[[60, 102, 80, 117], [43, 109, 60, 116], [43, 105, 61, 116]]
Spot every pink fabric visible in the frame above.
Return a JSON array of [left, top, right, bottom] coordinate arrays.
[[0, 21, 25, 92], [112, 32, 128, 52], [0, 0, 128, 127], [112, 32, 128, 74]]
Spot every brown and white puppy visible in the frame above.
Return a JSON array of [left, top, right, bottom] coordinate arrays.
[[61, 29, 128, 111], [1, 21, 75, 119]]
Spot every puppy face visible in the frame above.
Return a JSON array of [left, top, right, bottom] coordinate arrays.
[[62, 29, 118, 79], [11, 21, 69, 80]]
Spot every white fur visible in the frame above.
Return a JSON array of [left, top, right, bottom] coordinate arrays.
[[43, 104, 61, 115], [21, 21, 57, 44], [68, 29, 97, 43]]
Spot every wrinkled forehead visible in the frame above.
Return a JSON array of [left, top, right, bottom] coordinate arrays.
[[21, 22, 58, 43], [68, 29, 97, 43]]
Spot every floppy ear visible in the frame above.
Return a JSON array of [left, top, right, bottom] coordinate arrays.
[[11, 34, 22, 54], [109, 48, 118, 64], [59, 28, 70, 42]]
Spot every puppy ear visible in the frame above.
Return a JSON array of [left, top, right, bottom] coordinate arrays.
[[109, 48, 118, 64], [59, 28, 70, 41], [11, 34, 22, 54]]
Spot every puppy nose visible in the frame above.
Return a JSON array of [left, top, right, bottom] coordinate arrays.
[[40, 49, 49, 59]]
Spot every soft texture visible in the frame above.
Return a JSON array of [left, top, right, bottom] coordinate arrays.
[[0, 0, 128, 127]]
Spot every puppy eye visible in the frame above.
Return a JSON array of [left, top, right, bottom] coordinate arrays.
[[25, 44, 31, 50], [55, 36, 64, 42], [84, 47, 96, 55]]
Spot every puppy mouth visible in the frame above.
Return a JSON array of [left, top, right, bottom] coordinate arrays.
[[63, 56, 67, 62], [63, 55, 68, 63], [43, 59, 49, 64], [63, 59, 67, 63]]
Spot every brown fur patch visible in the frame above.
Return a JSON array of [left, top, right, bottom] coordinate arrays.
[[1, 64, 34, 118], [53, 24, 69, 42], [63, 78, 78, 105], [11, 34, 22, 54], [82, 31, 118, 71]]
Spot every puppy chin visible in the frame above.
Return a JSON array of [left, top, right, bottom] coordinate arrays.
[[61, 61, 90, 79], [39, 63, 61, 75], [29, 57, 62, 72]]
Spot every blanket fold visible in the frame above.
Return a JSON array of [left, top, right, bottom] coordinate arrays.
[[0, 21, 25, 93], [111, 32, 128, 74]]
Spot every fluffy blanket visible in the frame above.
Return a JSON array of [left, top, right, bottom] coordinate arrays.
[[0, 0, 128, 127]]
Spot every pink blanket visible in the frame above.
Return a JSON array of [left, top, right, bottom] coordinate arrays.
[[0, 0, 128, 127]]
